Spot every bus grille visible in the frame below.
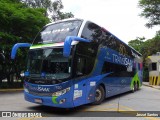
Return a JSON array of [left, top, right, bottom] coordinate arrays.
[[29, 91, 52, 97]]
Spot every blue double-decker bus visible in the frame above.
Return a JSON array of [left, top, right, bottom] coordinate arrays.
[[11, 18, 143, 108]]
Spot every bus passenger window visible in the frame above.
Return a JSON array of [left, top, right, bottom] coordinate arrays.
[[101, 61, 131, 77], [81, 22, 102, 42]]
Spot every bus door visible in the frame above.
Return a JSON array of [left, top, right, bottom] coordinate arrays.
[[73, 78, 87, 107], [72, 56, 89, 107]]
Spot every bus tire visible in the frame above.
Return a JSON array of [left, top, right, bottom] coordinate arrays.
[[136, 82, 139, 90], [93, 85, 105, 105], [131, 82, 136, 93]]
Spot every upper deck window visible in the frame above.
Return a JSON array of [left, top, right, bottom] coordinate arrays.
[[81, 22, 103, 42], [33, 20, 82, 44]]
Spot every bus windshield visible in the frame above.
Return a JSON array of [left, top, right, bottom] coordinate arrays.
[[26, 48, 72, 79], [33, 20, 82, 44]]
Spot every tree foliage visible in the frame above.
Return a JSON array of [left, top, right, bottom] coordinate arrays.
[[139, 0, 160, 28], [138, 0, 160, 81], [128, 32, 160, 81], [0, 0, 49, 84], [0, 1, 48, 47], [129, 32, 160, 58], [21, 0, 74, 21], [141, 31, 160, 58], [128, 37, 145, 53], [0, 0, 74, 87], [0, 0, 74, 86]]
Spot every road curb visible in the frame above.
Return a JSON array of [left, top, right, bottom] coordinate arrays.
[[0, 88, 24, 92], [143, 83, 160, 90]]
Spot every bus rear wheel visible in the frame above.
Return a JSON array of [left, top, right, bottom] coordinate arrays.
[[93, 85, 105, 105], [132, 82, 137, 92], [136, 82, 139, 90]]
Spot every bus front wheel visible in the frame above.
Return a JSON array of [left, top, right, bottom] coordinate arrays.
[[93, 85, 105, 105], [132, 83, 137, 92]]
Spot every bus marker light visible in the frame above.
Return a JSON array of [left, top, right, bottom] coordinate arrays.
[[90, 82, 96, 86]]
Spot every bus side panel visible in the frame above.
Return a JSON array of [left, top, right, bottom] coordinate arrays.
[[138, 62, 143, 86], [102, 77, 121, 97], [78, 75, 134, 105], [84, 74, 109, 104], [100, 77, 131, 97]]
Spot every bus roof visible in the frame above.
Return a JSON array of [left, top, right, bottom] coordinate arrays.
[[45, 18, 83, 27]]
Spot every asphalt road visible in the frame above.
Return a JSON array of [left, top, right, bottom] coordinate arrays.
[[0, 86, 160, 120]]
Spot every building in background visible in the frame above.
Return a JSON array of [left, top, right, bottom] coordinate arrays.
[[147, 52, 160, 86]]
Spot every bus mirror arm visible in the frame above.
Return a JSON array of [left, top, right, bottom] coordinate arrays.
[[63, 36, 90, 57], [11, 43, 31, 59]]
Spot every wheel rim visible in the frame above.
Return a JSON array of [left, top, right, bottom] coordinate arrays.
[[95, 89, 102, 102], [132, 86, 134, 91], [132, 84, 135, 91]]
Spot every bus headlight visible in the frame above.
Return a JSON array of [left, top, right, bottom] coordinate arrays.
[[52, 87, 70, 97]]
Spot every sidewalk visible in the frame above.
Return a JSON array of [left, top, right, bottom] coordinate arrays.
[[0, 78, 23, 92], [0, 88, 23, 92], [143, 82, 160, 90]]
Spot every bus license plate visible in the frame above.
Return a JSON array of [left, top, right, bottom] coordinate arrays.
[[34, 98, 42, 103]]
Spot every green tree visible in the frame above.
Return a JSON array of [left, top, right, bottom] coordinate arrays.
[[141, 31, 160, 58], [0, 0, 49, 86], [139, 0, 160, 28], [128, 32, 160, 82], [128, 37, 145, 53], [58, 12, 74, 20], [129, 32, 160, 58], [21, 0, 74, 21]]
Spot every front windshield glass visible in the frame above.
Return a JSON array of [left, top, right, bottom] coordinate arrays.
[[27, 48, 71, 79], [33, 20, 82, 44]]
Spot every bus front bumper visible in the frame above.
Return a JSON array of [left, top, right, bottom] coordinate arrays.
[[24, 91, 74, 108]]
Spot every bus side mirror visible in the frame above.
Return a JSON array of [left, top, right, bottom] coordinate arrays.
[[11, 43, 31, 59], [63, 36, 90, 57]]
